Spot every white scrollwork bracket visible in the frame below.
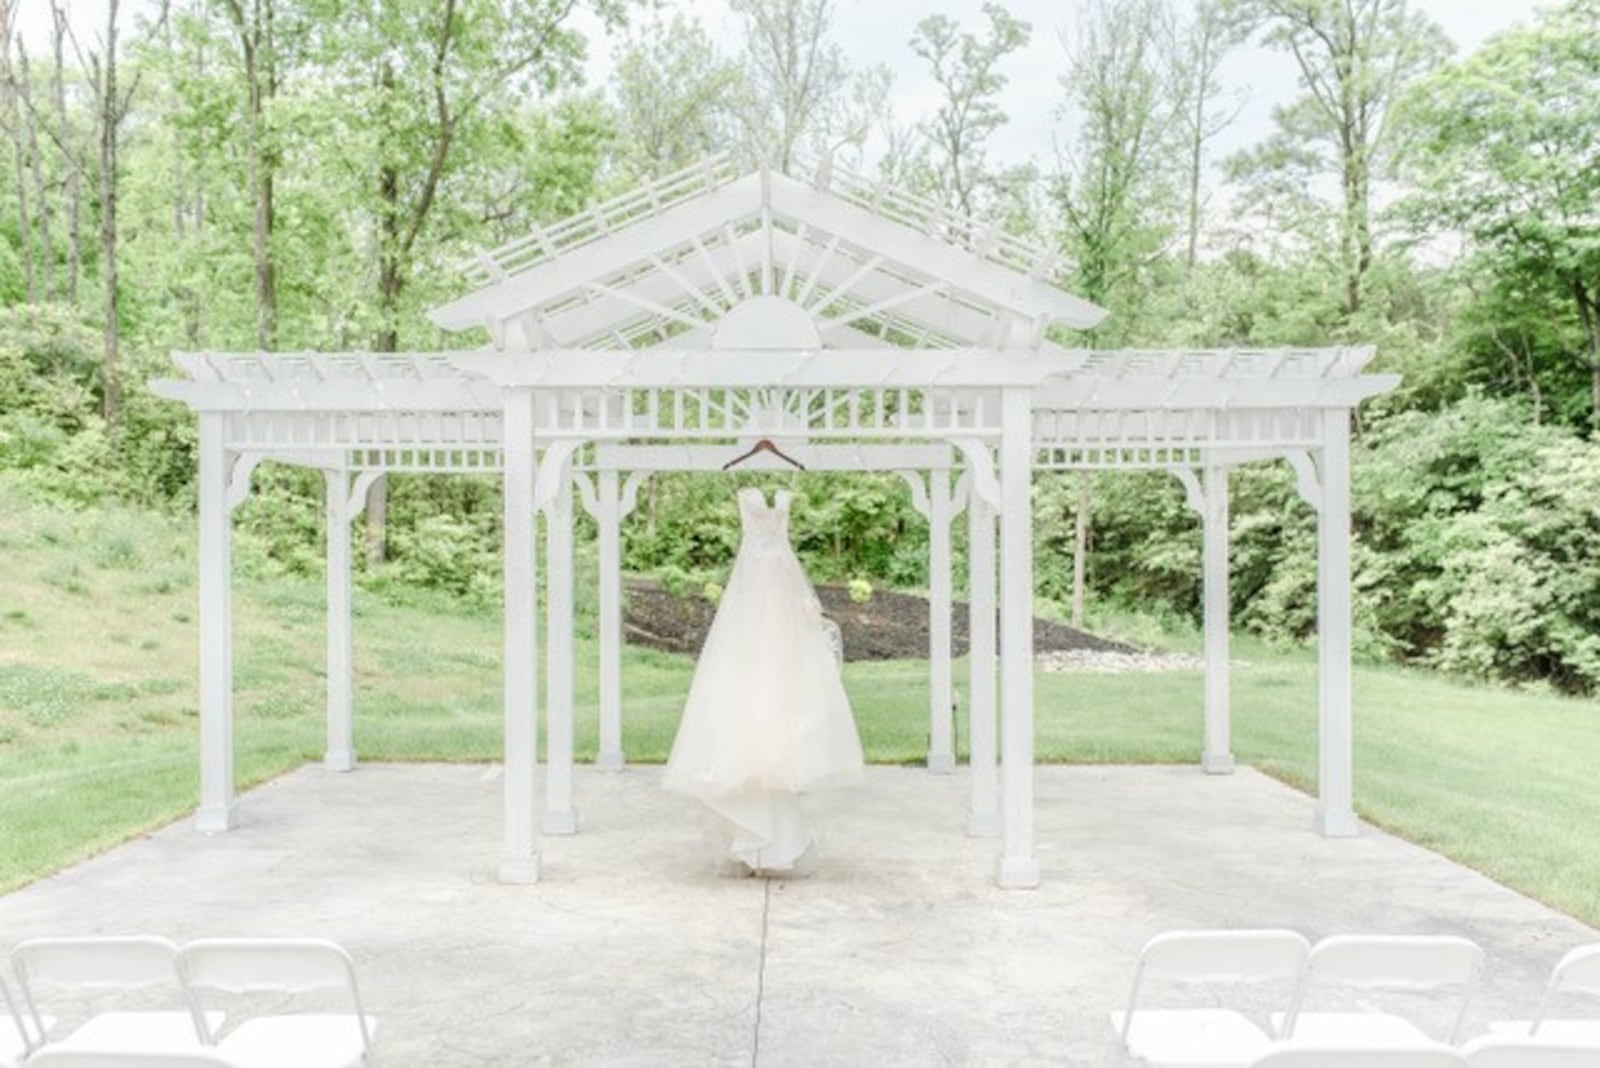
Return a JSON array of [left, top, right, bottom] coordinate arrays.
[[950, 437, 1000, 512], [1284, 449, 1323, 514], [574, 471, 599, 520], [950, 469, 971, 520], [1171, 468, 1205, 518], [225, 454, 263, 513], [896, 469, 930, 520], [534, 441, 584, 515], [620, 471, 648, 520]]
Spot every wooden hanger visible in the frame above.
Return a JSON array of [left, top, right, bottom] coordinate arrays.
[[722, 438, 805, 471]]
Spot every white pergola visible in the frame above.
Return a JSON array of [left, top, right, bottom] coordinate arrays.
[[153, 155, 1396, 888]]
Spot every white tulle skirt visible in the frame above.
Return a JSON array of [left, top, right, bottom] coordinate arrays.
[[661, 544, 864, 872]]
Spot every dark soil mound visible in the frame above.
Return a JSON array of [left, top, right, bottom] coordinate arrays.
[[623, 578, 1139, 662]]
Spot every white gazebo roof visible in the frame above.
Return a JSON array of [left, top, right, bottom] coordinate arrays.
[[428, 154, 1106, 351]]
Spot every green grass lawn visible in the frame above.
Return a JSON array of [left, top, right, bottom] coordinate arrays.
[[3, 493, 1600, 927]]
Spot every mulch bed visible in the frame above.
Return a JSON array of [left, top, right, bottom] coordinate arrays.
[[623, 577, 1140, 662]]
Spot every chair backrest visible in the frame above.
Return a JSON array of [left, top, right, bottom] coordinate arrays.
[[1121, 929, 1311, 1042], [28, 1051, 238, 1067], [1463, 1038, 1600, 1067], [1530, 943, 1600, 1034], [1252, 1048, 1467, 1068], [11, 937, 185, 1042], [1284, 935, 1484, 1043], [12, 938, 181, 990], [177, 939, 369, 1051]]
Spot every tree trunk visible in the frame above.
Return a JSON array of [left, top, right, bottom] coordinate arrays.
[[1576, 278, 1600, 431], [229, 0, 279, 349], [19, 47, 52, 300], [98, 0, 123, 424], [1071, 471, 1089, 629], [366, 60, 402, 567], [3, 27, 37, 304], [52, 2, 80, 303]]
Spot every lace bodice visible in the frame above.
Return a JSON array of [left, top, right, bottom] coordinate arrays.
[[737, 487, 793, 555]]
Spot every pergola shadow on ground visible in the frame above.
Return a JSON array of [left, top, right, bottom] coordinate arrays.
[[2, 764, 1592, 1065]]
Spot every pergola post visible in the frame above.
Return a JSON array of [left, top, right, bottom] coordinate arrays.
[[500, 390, 541, 883], [927, 466, 955, 774], [545, 466, 577, 835], [1201, 464, 1235, 775], [997, 386, 1039, 889], [323, 470, 356, 772], [196, 412, 235, 833], [965, 475, 999, 837], [595, 468, 625, 771], [1316, 409, 1358, 836]]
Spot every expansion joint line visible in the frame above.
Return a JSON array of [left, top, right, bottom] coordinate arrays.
[[751, 879, 773, 1066]]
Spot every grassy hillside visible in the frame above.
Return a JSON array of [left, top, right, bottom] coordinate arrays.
[[3, 489, 1600, 928]]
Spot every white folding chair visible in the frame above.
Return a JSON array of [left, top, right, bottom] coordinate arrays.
[[1110, 929, 1311, 1066], [1489, 944, 1600, 1043], [11, 937, 216, 1054], [1460, 1035, 1600, 1066], [1276, 935, 1484, 1048], [177, 939, 373, 1068], [27, 1052, 240, 1067], [1250, 1048, 1467, 1067], [1, 963, 42, 1065]]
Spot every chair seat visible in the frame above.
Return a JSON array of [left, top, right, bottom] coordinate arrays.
[[51, 1011, 222, 1052], [1110, 1009, 1275, 1066], [1272, 1012, 1437, 1046], [1487, 1019, 1600, 1042], [215, 1014, 375, 1068]]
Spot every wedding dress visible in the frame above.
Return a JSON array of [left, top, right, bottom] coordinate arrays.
[[661, 487, 864, 874]]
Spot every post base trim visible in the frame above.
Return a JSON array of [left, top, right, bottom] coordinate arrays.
[[543, 809, 578, 836], [498, 855, 541, 884], [196, 804, 236, 835], [997, 855, 1041, 890]]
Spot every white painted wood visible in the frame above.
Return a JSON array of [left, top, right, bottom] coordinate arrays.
[[927, 467, 955, 774], [765, 172, 1105, 328], [996, 387, 1040, 888], [323, 470, 356, 773], [594, 443, 951, 473], [1201, 465, 1235, 775], [500, 391, 541, 882], [545, 466, 577, 835], [596, 469, 625, 771], [966, 477, 1000, 838], [1316, 410, 1358, 837], [196, 413, 236, 833]]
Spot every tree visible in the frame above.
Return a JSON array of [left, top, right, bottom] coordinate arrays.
[[86, 0, 138, 424], [51, 1, 82, 302], [326, 0, 623, 561], [908, 2, 1030, 219], [1052, 0, 1178, 323], [1402, 0, 1600, 428], [611, 15, 739, 180], [219, 0, 294, 349], [1, 3, 37, 304], [730, 0, 887, 171], [1227, 0, 1449, 317], [1170, 0, 1247, 267]]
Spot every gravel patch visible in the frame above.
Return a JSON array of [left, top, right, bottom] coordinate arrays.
[[1035, 648, 1204, 673]]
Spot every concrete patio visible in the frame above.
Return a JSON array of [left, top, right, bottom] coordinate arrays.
[[1, 763, 1593, 1065]]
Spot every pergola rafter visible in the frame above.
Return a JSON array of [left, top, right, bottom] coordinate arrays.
[[153, 157, 1394, 889]]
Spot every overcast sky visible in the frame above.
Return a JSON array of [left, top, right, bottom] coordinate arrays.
[[20, 0, 1544, 176]]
